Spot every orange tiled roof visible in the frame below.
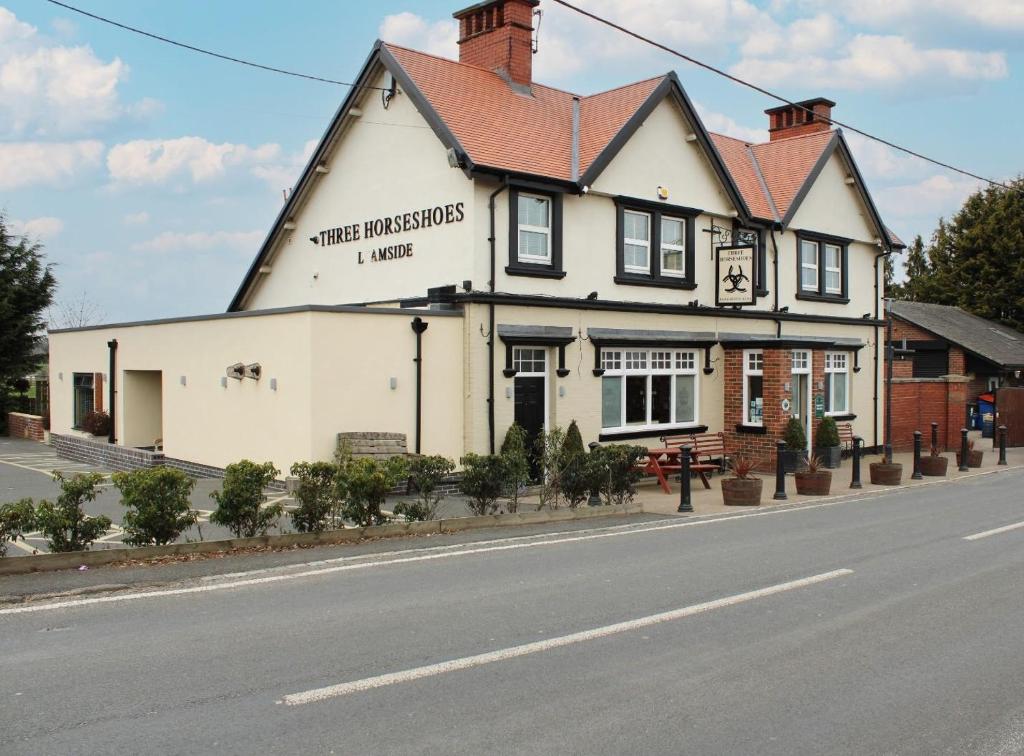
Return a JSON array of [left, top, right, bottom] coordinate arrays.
[[385, 44, 663, 182], [709, 133, 777, 222]]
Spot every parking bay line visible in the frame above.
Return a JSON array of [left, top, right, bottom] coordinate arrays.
[[963, 520, 1024, 541], [279, 568, 854, 706]]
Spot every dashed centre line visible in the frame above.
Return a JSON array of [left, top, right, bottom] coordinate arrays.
[[963, 520, 1024, 541]]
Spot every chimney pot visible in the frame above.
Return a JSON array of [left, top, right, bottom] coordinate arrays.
[[453, 0, 539, 89], [764, 97, 835, 141]]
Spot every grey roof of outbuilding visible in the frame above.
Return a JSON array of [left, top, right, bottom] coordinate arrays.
[[889, 300, 1024, 368]]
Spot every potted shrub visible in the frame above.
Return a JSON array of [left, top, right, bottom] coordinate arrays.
[[870, 453, 903, 485], [794, 455, 832, 495], [955, 438, 984, 468], [721, 456, 762, 506], [781, 417, 808, 473], [814, 417, 842, 469], [919, 446, 949, 477]]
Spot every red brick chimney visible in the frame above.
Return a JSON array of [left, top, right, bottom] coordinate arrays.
[[764, 98, 835, 141], [453, 0, 539, 89]]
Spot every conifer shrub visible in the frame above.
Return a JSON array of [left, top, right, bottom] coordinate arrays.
[[499, 423, 531, 513], [815, 417, 840, 448], [210, 460, 282, 538], [783, 417, 807, 451], [560, 420, 590, 509], [113, 467, 198, 546]]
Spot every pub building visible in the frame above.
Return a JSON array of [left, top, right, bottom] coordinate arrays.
[[48, 0, 904, 476]]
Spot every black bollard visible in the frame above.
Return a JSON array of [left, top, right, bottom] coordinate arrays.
[[587, 442, 603, 506], [773, 440, 787, 500], [998, 425, 1008, 466], [959, 427, 970, 472], [912, 431, 923, 479], [850, 436, 862, 489], [931, 421, 939, 454], [677, 445, 693, 513]]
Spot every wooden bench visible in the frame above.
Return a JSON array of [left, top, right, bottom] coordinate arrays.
[[660, 431, 729, 485], [836, 422, 854, 453]]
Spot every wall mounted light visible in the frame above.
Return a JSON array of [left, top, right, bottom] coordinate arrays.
[[505, 387, 513, 399], [244, 363, 262, 380], [389, 377, 398, 390], [58, 372, 63, 381], [558, 386, 566, 398], [180, 375, 187, 387], [226, 363, 244, 380], [657, 186, 670, 200], [270, 378, 278, 391], [220, 376, 228, 388]]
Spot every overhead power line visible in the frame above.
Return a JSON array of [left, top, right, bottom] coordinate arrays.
[[550, 0, 1011, 191], [43, 0, 389, 92]]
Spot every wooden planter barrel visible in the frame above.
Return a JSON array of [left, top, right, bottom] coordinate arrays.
[[869, 462, 903, 485], [919, 455, 948, 476], [721, 477, 763, 506], [794, 470, 832, 495], [955, 450, 984, 468]]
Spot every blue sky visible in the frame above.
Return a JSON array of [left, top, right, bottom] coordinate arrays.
[[2, 0, 1021, 324]]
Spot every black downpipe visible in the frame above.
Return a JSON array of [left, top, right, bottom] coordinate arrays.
[[410, 317, 428, 454], [872, 250, 890, 451], [769, 225, 781, 312], [487, 178, 509, 454], [106, 339, 117, 445]]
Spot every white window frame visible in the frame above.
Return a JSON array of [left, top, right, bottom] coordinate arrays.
[[743, 349, 764, 426], [516, 193, 551, 264], [659, 215, 686, 278], [600, 348, 700, 433], [622, 210, 651, 274], [824, 351, 849, 415], [512, 346, 547, 376], [791, 349, 810, 374], [800, 239, 819, 293], [824, 243, 842, 294]]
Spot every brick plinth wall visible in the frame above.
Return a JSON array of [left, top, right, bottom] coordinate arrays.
[[889, 377, 969, 452], [8, 412, 44, 441], [51, 433, 164, 472]]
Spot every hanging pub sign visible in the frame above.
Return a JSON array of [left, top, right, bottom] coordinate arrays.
[[715, 244, 756, 306]]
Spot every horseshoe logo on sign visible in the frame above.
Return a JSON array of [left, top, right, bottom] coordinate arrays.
[[722, 264, 749, 293]]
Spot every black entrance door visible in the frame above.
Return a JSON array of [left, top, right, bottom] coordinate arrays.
[[514, 376, 545, 481]]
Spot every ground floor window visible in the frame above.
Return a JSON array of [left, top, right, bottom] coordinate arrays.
[[600, 349, 698, 432], [824, 351, 849, 414], [73, 372, 94, 429], [743, 349, 764, 426]]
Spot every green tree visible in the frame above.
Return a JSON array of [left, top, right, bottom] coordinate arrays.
[[0, 214, 56, 433], [288, 461, 342, 533], [33, 472, 112, 552], [210, 460, 282, 538], [0, 498, 36, 556], [113, 467, 199, 546], [342, 456, 408, 527]]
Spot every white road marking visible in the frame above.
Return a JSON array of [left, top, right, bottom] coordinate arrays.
[[279, 568, 854, 705], [963, 520, 1024, 541]]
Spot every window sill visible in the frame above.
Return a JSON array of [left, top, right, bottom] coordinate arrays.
[[613, 275, 697, 290], [505, 264, 566, 280], [735, 423, 766, 434], [599, 424, 707, 442], [795, 292, 849, 304], [826, 412, 857, 421]]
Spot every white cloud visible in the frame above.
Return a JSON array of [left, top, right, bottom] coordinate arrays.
[[132, 229, 263, 254], [0, 140, 103, 190], [822, 0, 1024, 32], [122, 211, 150, 225], [9, 215, 64, 239], [732, 33, 1006, 91], [875, 173, 983, 222], [0, 7, 150, 137], [379, 12, 458, 57], [107, 137, 282, 185], [695, 101, 767, 143], [249, 138, 318, 191]]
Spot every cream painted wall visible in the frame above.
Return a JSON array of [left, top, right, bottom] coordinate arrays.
[[121, 370, 163, 448], [462, 302, 882, 456], [49, 308, 466, 474], [244, 67, 476, 310], [307, 310, 464, 463]]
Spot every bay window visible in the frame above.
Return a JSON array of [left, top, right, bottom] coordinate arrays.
[[796, 232, 848, 301], [743, 349, 764, 426], [824, 351, 849, 414], [600, 348, 699, 433]]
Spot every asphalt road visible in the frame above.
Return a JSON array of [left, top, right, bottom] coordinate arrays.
[[3, 469, 1024, 754]]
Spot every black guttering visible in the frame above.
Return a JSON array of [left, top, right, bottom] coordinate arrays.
[[487, 179, 509, 454], [449, 291, 885, 327], [106, 339, 117, 445], [227, 41, 474, 313], [411, 317, 428, 455], [48, 304, 462, 335]]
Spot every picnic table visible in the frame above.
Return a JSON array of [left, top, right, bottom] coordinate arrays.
[[641, 446, 713, 494]]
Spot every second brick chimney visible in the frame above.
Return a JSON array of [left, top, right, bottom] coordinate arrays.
[[764, 98, 835, 141], [453, 0, 539, 90]]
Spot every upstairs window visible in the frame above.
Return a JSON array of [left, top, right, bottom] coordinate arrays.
[[507, 187, 564, 278], [517, 194, 551, 264], [615, 199, 698, 289], [797, 233, 848, 301]]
